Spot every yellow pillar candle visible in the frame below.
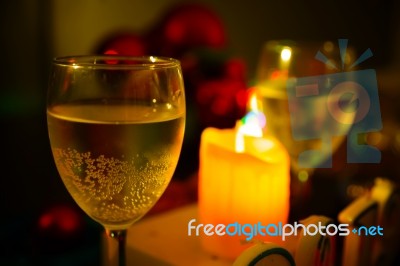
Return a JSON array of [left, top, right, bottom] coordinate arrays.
[[198, 124, 291, 261]]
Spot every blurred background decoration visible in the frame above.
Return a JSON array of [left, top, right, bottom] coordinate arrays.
[[1, 0, 400, 264]]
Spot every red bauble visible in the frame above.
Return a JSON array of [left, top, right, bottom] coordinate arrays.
[[38, 204, 84, 238], [164, 3, 226, 47], [147, 3, 226, 57], [224, 58, 247, 80], [96, 33, 146, 56]]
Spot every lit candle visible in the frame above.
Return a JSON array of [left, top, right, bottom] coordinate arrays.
[[198, 110, 291, 260]]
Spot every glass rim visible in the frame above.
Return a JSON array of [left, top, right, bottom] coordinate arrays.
[[53, 55, 181, 69]]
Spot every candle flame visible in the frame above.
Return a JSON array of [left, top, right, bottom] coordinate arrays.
[[235, 93, 266, 152], [249, 92, 260, 112]]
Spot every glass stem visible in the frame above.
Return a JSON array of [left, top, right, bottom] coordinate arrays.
[[106, 229, 127, 266]]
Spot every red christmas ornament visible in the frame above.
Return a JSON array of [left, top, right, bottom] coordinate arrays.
[[38, 204, 83, 238], [147, 3, 226, 57], [224, 58, 247, 80], [96, 33, 146, 56]]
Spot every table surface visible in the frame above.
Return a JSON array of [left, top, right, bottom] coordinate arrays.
[[125, 204, 233, 266]]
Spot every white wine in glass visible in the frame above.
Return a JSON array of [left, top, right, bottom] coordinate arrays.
[[47, 56, 185, 265]]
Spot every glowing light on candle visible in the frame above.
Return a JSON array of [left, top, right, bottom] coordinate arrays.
[[235, 115, 263, 152], [235, 93, 266, 152], [198, 84, 291, 259], [199, 117, 290, 260], [249, 92, 260, 112]]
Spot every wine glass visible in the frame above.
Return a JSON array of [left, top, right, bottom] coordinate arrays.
[[46, 55, 186, 265], [254, 40, 357, 216]]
